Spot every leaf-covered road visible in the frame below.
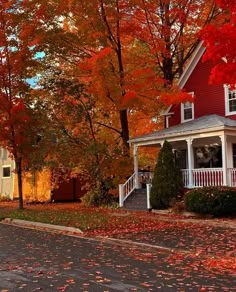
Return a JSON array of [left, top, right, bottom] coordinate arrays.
[[0, 223, 235, 291]]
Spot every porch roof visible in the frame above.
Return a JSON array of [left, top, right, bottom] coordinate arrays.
[[129, 114, 236, 145]]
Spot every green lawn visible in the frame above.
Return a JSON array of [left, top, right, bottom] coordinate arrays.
[[0, 201, 186, 236]]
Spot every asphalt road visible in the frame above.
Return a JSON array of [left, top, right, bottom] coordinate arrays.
[[0, 223, 235, 291]]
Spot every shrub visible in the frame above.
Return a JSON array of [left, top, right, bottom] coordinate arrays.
[[0, 194, 11, 202], [185, 186, 236, 216], [171, 200, 186, 214], [82, 189, 115, 207], [150, 140, 183, 209]]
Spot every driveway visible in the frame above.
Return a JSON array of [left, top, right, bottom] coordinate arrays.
[[0, 223, 235, 291]]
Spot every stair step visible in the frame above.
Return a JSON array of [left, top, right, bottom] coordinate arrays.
[[123, 188, 148, 211], [134, 189, 146, 194]]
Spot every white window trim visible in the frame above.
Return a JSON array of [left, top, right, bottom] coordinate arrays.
[[225, 85, 236, 116], [2, 165, 11, 179], [181, 92, 194, 123]]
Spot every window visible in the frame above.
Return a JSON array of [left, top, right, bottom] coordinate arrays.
[[233, 144, 236, 168], [2, 166, 11, 178], [181, 101, 194, 123], [194, 145, 222, 168], [225, 85, 236, 115]]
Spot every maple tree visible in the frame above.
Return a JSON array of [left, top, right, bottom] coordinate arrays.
[[32, 0, 217, 153], [38, 67, 133, 197], [46, 1, 220, 127], [201, 0, 236, 87], [132, 0, 221, 83], [0, 0, 49, 209], [22, 0, 222, 200]]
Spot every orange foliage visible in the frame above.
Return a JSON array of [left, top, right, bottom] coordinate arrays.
[[160, 89, 194, 106]]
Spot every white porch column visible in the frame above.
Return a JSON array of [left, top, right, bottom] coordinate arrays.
[[220, 135, 227, 185], [133, 145, 139, 189], [187, 139, 194, 188]]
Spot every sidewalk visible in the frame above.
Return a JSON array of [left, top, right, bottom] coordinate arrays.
[[152, 210, 236, 229]]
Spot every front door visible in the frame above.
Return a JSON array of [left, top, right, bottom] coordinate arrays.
[[175, 149, 187, 169]]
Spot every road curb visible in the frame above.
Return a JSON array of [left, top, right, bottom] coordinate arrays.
[[2, 218, 83, 234], [0, 218, 187, 253], [96, 236, 189, 253], [1, 219, 179, 253]]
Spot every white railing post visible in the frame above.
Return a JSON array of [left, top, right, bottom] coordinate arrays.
[[134, 145, 139, 189], [181, 169, 189, 188], [146, 183, 152, 209], [227, 168, 231, 186], [119, 184, 124, 207]]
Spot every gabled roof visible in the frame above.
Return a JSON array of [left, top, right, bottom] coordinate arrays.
[[161, 41, 206, 116], [178, 41, 206, 89], [129, 114, 236, 145]]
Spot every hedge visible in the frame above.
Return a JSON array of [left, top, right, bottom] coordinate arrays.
[[185, 186, 236, 216]]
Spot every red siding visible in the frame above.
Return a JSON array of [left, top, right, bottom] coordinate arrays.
[[169, 104, 181, 126], [169, 58, 236, 127]]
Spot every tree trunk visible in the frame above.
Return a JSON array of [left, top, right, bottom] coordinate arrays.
[[119, 109, 130, 155], [15, 157, 24, 209], [163, 57, 174, 84]]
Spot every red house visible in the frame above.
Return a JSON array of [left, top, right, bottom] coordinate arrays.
[[119, 43, 236, 208]]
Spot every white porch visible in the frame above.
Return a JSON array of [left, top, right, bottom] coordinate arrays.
[[119, 115, 236, 208]]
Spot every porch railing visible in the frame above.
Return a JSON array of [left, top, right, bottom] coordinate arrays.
[[144, 168, 236, 188], [119, 168, 236, 208], [181, 168, 227, 187], [193, 168, 223, 187], [228, 168, 236, 187]]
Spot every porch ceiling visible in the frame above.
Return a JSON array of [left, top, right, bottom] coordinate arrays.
[[129, 114, 236, 146]]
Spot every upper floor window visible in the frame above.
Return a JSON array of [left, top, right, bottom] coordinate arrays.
[[181, 92, 194, 123], [225, 85, 236, 115], [181, 101, 194, 123]]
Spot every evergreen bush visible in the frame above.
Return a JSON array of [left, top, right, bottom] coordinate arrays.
[[150, 140, 183, 209], [185, 186, 236, 216]]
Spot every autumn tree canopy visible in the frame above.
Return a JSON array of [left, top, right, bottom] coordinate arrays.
[[0, 0, 226, 201], [202, 0, 236, 87], [0, 0, 50, 208], [132, 0, 220, 83], [20, 0, 223, 195], [34, 0, 221, 141]]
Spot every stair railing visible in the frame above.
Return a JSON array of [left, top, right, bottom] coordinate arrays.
[[119, 173, 136, 207]]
